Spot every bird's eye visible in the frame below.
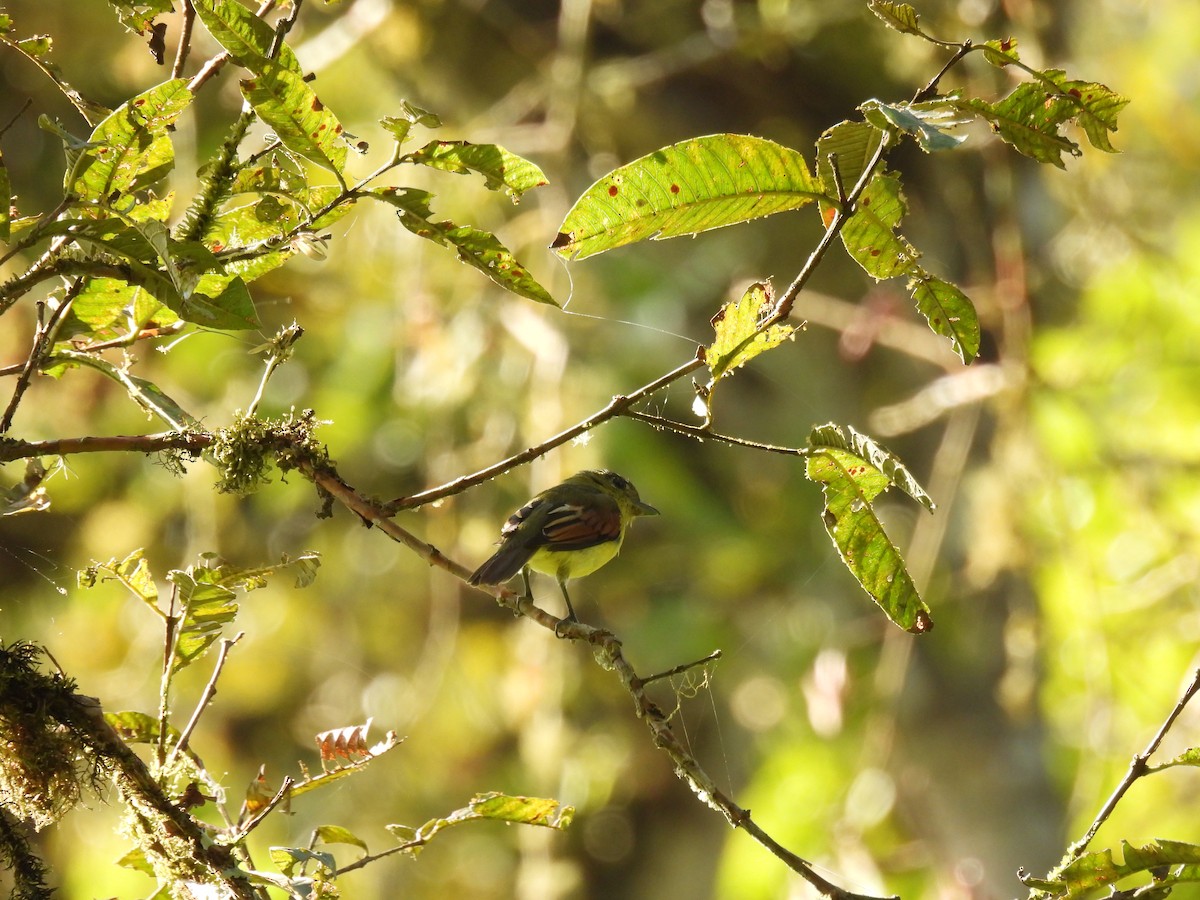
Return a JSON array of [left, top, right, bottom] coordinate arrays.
[[609, 473, 629, 491]]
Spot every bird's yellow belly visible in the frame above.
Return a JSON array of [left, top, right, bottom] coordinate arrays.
[[527, 537, 623, 581]]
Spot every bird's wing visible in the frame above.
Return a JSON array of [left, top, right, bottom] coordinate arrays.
[[538, 495, 622, 551]]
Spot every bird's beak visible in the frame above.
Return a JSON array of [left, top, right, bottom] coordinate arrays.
[[634, 500, 659, 517]]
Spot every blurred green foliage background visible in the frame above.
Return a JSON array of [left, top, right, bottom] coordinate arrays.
[[2, 1, 1199, 898]]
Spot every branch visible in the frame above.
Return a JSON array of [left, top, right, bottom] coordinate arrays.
[[386, 355, 706, 511], [1063, 664, 1200, 861], [172, 0, 197, 78], [167, 632, 245, 770], [0, 282, 80, 433], [2, 427, 889, 898]]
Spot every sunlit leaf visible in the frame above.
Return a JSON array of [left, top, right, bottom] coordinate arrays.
[[980, 37, 1020, 67], [1023, 840, 1200, 899], [288, 731, 403, 799], [315, 824, 369, 854], [814, 121, 887, 221], [908, 273, 980, 364], [868, 0, 922, 35], [71, 79, 193, 202], [167, 568, 239, 674], [374, 186, 556, 305], [389, 792, 574, 853], [552, 134, 825, 260], [240, 63, 348, 176], [192, 0, 303, 75], [408, 140, 549, 201], [269, 846, 335, 878], [105, 710, 180, 745], [806, 423, 933, 633], [705, 281, 794, 382], [839, 171, 920, 280], [108, 0, 174, 35], [953, 82, 1081, 168], [1040, 70, 1129, 154], [78, 548, 159, 610], [381, 100, 442, 146], [860, 97, 970, 153]]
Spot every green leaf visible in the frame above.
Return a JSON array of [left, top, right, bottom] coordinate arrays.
[[805, 423, 934, 634], [1149, 746, 1200, 771], [108, 0, 174, 35], [980, 37, 1020, 67], [705, 281, 794, 382], [954, 82, 1080, 169], [466, 793, 575, 829], [192, 0, 303, 75], [908, 273, 980, 364], [315, 824, 368, 853], [104, 710, 180, 745], [381, 101, 442, 147], [867, 0, 922, 35], [240, 63, 348, 177], [72, 79, 193, 201], [168, 568, 239, 674], [269, 846, 336, 878], [552, 134, 826, 260], [839, 171, 920, 280], [207, 550, 322, 591], [393, 792, 574, 850], [1041, 70, 1129, 154], [78, 548, 159, 610], [1026, 840, 1200, 899], [64, 276, 166, 343], [860, 97, 970, 153], [408, 140, 549, 201], [375, 186, 556, 306], [815, 121, 886, 203]]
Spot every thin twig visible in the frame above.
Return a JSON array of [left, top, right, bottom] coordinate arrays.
[[1065, 664, 1200, 860], [912, 40, 973, 103], [624, 410, 811, 456], [0, 282, 81, 434], [166, 632, 245, 769], [0, 98, 32, 140], [230, 776, 295, 842], [171, 0, 197, 79], [387, 355, 707, 511], [636, 650, 722, 687], [775, 133, 890, 322]]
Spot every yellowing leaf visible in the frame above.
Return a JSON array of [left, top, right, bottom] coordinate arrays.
[[706, 281, 793, 382], [553, 134, 825, 260]]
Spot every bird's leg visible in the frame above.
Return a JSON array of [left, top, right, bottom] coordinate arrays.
[[514, 567, 534, 616], [554, 577, 578, 638]]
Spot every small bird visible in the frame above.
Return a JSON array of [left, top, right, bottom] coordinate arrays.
[[468, 469, 659, 629]]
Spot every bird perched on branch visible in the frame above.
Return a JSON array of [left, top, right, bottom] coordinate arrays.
[[468, 469, 659, 631]]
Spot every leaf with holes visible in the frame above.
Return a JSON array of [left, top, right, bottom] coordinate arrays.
[[552, 134, 826, 260], [241, 62, 347, 176], [705, 281, 793, 382], [408, 140, 548, 201], [168, 568, 239, 674], [806, 423, 933, 633], [71, 78, 192, 202]]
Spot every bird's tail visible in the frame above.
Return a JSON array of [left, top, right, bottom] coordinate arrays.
[[468, 543, 533, 586]]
